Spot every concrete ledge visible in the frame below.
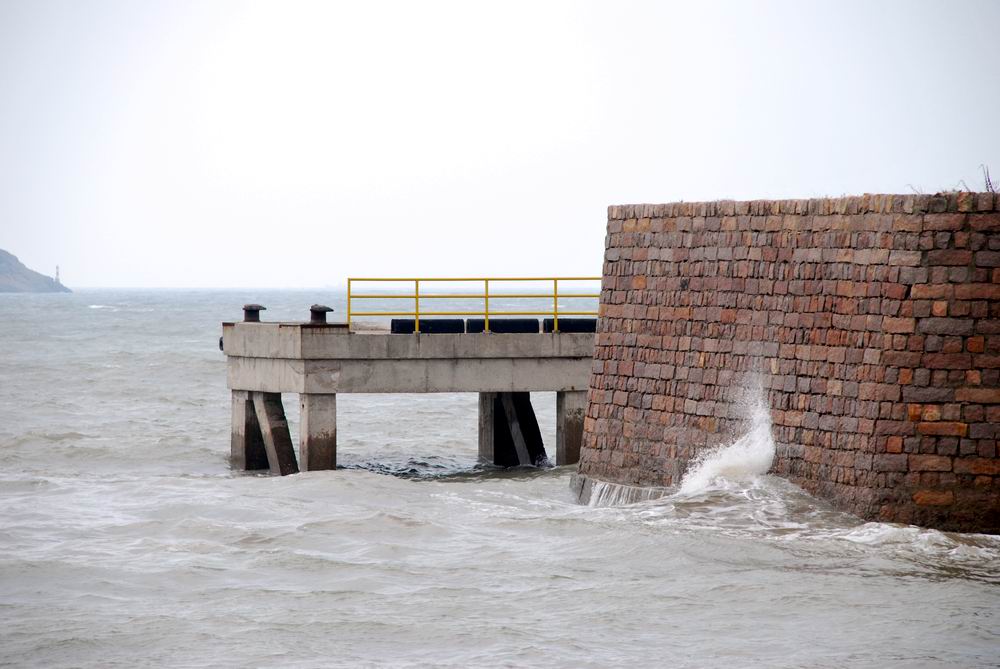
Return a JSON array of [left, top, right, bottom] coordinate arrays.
[[570, 473, 671, 506], [222, 324, 594, 360], [228, 356, 591, 393], [224, 325, 595, 393]]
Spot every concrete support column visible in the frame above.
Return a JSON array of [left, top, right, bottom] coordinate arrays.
[[556, 390, 587, 466], [478, 391, 547, 467], [478, 392, 497, 464], [299, 393, 337, 471], [231, 390, 268, 470], [251, 391, 299, 476], [500, 392, 540, 465]]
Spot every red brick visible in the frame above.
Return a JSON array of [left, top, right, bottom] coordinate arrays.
[[883, 351, 922, 367], [883, 317, 915, 333], [874, 453, 908, 471], [912, 489, 955, 506], [975, 251, 1000, 267], [883, 283, 907, 299], [916, 422, 968, 437], [888, 250, 922, 266], [922, 353, 971, 369], [954, 388, 1000, 403], [923, 213, 965, 230], [917, 318, 974, 336], [927, 250, 973, 266], [957, 192, 976, 212], [921, 405, 942, 421], [911, 284, 952, 299], [953, 458, 1000, 475], [969, 214, 1000, 231], [976, 355, 1000, 368], [909, 454, 952, 471], [954, 283, 1000, 300]]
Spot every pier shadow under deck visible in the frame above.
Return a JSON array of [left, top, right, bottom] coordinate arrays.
[[222, 321, 594, 475]]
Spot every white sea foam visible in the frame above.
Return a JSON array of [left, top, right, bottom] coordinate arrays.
[[678, 393, 775, 495]]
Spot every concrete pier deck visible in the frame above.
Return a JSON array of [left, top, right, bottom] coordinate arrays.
[[222, 320, 594, 475]]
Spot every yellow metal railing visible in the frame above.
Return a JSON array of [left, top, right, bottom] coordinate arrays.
[[347, 277, 601, 333]]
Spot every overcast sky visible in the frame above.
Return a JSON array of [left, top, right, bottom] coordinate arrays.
[[1, 0, 998, 288]]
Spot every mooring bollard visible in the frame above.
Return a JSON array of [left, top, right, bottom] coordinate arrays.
[[243, 304, 266, 322], [310, 304, 333, 324]]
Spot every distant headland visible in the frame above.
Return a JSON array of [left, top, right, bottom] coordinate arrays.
[[0, 249, 71, 293]]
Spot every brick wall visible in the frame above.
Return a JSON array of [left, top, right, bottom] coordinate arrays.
[[579, 192, 1000, 533]]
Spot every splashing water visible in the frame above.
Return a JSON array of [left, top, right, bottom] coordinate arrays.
[[678, 396, 775, 494]]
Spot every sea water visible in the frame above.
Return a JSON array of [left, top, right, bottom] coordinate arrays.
[[1, 290, 998, 668]]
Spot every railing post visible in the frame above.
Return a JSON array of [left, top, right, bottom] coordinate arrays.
[[553, 278, 559, 333], [347, 278, 352, 328], [414, 279, 420, 333], [484, 279, 490, 333]]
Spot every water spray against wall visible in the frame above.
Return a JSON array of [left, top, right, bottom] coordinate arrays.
[[678, 376, 776, 495]]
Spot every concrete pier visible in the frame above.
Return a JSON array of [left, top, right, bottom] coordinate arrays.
[[299, 393, 337, 471], [478, 391, 552, 467], [477, 392, 504, 465], [556, 390, 587, 466], [223, 320, 594, 474], [253, 391, 299, 476], [230, 390, 268, 471]]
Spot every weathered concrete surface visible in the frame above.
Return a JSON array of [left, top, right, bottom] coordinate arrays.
[[500, 392, 547, 466], [480, 390, 587, 466], [223, 325, 593, 361], [299, 394, 337, 471], [570, 473, 669, 506], [556, 391, 587, 466], [231, 390, 268, 470], [252, 391, 299, 476], [227, 356, 590, 394], [224, 326, 594, 394], [478, 392, 500, 464], [478, 392, 548, 466]]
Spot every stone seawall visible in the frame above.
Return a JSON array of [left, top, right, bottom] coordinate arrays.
[[577, 193, 1000, 533]]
